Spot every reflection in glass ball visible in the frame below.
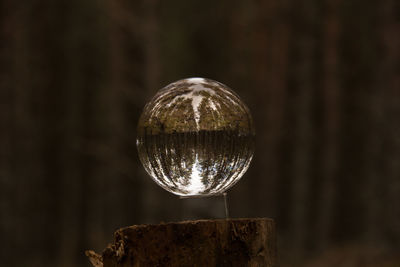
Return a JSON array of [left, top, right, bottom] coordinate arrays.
[[136, 78, 255, 197]]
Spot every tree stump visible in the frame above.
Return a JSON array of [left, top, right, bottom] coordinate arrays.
[[86, 218, 277, 267]]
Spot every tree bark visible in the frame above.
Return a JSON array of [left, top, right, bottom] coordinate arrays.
[[86, 218, 277, 267]]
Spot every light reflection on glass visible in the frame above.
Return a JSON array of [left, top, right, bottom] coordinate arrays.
[[137, 78, 255, 197]]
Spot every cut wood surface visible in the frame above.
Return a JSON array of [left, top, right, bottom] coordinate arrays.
[[86, 218, 277, 267]]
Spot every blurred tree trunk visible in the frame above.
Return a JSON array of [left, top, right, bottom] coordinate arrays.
[[59, 1, 100, 265], [315, 0, 341, 250], [142, 0, 163, 223], [0, 2, 12, 260], [378, 0, 400, 246], [2, 3, 37, 265], [103, 0, 129, 237], [254, 0, 291, 220], [289, 0, 317, 257]]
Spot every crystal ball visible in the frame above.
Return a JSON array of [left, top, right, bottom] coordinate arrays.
[[136, 78, 255, 196]]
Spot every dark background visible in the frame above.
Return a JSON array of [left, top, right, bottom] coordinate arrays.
[[1, 0, 399, 266]]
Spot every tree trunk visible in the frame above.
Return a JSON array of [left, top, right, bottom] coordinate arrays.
[[86, 218, 277, 267]]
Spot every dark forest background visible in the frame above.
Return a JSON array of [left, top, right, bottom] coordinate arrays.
[[1, 0, 399, 266]]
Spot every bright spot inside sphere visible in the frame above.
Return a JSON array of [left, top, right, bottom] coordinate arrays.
[[136, 77, 255, 197]]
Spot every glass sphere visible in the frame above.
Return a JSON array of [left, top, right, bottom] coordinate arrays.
[[136, 78, 255, 197]]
